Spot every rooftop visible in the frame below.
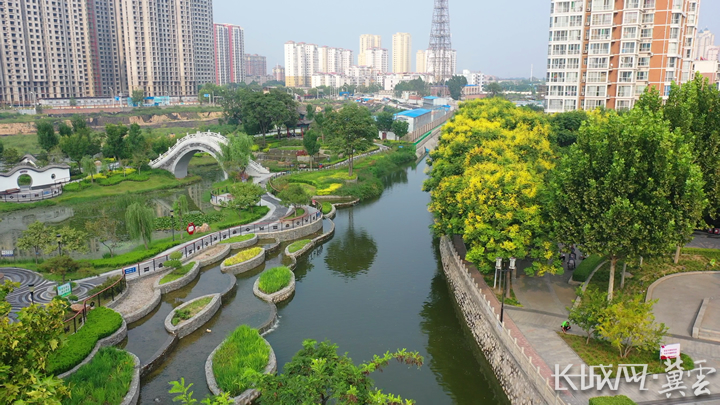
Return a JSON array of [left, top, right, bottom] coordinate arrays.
[[395, 109, 432, 118]]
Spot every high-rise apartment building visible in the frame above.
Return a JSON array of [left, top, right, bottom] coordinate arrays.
[[392, 33, 412, 73], [214, 23, 245, 85], [417, 50, 428, 73], [366, 48, 389, 73], [87, 0, 127, 97], [245, 54, 267, 77], [0, 0, 95, 104], [285, 42, 319, 87], [708, 46, 720, 61], [192, 0, 215, 87], [359, 34, 382, 66], [318, 47, 353, 73], [696, 29, 715, 59], [545, 0, 701, 113], [273, 65, 285, 82]]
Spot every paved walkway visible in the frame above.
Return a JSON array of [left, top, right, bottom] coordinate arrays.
[[648, 273, 720, 337], [112, 272, 163, 318], [688, 231, 720, 250]]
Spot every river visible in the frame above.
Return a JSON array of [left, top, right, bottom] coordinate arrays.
[[129, 158, 508, 404]]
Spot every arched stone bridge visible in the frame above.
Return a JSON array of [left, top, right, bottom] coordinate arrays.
[[149, 131, 270, 179]]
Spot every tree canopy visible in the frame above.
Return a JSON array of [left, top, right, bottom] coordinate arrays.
[[218, 133, 253, 177], [446, 75, 468, 100], [324, 103, 378, 176]]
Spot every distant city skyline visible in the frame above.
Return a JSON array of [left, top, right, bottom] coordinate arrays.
[[213, 0, 720, 78]]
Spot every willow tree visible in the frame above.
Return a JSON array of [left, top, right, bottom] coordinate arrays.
[[551, 92, 705, 300], [173, 195, 189, 239], [125, 202, 155, 249], [424, 98, 561, 297], [81, 156, 96, 182], [218, 133, 252, 178]]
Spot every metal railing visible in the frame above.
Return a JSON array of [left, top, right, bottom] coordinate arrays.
[[0, 185, 65, 203], [63, 274, 127, 334], [149, 131, 225, 166]]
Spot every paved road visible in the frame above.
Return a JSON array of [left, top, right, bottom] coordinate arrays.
[[688, 231, 720, 250]]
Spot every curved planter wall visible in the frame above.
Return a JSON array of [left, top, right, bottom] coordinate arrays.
[[220, 248, 266, 275], [154, 262, 201, 294], [205, 338, 277, 405], [124, 289, 162, 325], [165, 294, 221, 338], [120, 352, 141, 405], [262, 217, 323, 242], [253, 272, 295, 303], [57, 318, 128, 379], [222, 234, 258, 250], [196, 245, 232, 267]]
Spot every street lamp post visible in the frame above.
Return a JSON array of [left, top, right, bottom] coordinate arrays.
[[56, 233, 62, 256], [171, 209, 175, 241], [28, 283, 35, 305], [497, 257, 517, 324]]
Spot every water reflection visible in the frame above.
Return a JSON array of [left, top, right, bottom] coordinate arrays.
[[324, 210, 378, 278]]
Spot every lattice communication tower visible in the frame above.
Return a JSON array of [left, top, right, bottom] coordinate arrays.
[[429, 0, 452, 86]]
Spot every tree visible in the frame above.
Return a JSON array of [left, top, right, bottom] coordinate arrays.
[[49, 226, 89, 257], [549, 110, 588, 147], [551, 99, 706, 300], [70, 115, 88, 134], [47, 145, 65, 164], [664, 74, 720, 225], [484, 82, 503, 98], [391, 120, 409, 139], [376, 111, 394, 134], [0, 139, 3, 156], [220, 88, 247, 126], [226, 182, 265, 213], [217, 133, 253, 177], [446, 75, 468, 100], [242, 92, 278, 145], [125, 123, 146, 155], [172, 195, 189, 239], [278, 183, 311, 211], [568, 288, 610, 344], [69, 97, 77, 107], [597, 296, 667, 358], [324, 103, 378, 176], [60, 131, 101, 169], [131, 88, 145, 106], [16, 221, 53, 263], [303, 129, 321, 169], [36, 120, 58, 151], [306, 103, 315, 120], [103, 123, 129, 162], [38, 255, 86, 284], [125, 202, 155, 249], [394, 78, 430, 98], [81, 156, 96, 182], [85, 210, 122, 257], [2, 147, 21, 166], [58, 122, 73, 137], [269, 90, 298, 137], [0, 284, 70, 405]]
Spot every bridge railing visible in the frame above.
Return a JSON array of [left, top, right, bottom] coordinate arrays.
[[149, 131, 226, 166]]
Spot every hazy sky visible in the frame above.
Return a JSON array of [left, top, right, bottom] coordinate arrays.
[[213, 0, 720, 78]]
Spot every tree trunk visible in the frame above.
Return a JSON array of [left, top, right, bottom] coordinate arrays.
[[674, 245, 681, 264], [348, 151, 354, 177], [620, 262, 627, 289], [505, 268, 512, 299], [608, 255, 617, 301], [639, 256, 643, 267]]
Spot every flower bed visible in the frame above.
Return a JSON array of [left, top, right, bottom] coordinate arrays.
[[221, 233, 255, 244], [61, 347, 135, 405], [165, 294, 221, 338], [223, 247, 263, 266], [258, 266, 292, 294], [171, 296, 212, 325], [48, 307, 124, 375], [220, 247, 265, 275], [211, 326, 270, 396], [287, 239, 311, 254], [159, 262, 196, 285]]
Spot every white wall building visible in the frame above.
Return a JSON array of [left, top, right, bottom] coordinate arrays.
[[462, 70, 485, 88], [416, 50, 428, 73], [392, 33, 412, 73], [285, 42, 319, 87], [365, 48, 389, 73], [359, 34, 382, 66], [697, 29, 715, 60], [376, 73, 434, 91]]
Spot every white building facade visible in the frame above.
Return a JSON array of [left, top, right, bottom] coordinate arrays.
[[392, 33, 412, 73]]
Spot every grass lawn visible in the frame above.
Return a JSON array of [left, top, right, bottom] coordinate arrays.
[[258, 266, 292, 294], [213, 325, 269, 396], [62, 347, 134, 405], [211, 206, 269, 231], [321, 202, 333, 214], [159, 262, 196, 285], [172, 296, 212, 325], [560, 333, 694, 376], [288, 239, 311, 254], [0, 199, 57, 213], [220, 233, 255, 244], [0, 133, 42, 155], [587, 249, 718, 298]]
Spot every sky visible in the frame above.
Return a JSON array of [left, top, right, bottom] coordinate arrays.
[[213, 0, 720, 79]]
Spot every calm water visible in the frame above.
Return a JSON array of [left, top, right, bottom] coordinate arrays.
[[130, 158, 508, 404]]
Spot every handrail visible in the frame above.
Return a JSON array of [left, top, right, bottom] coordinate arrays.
[[62, 273, 127, 334]]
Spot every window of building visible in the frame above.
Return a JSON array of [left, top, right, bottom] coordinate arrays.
[[670, 27, 680, 39], [591, 28, 611, 40], [640, 28, 653, 38], [616, 100, 632, 110], [591, 13, 612, 25], [587, 71, 608, 82], [623, 11, 639, 24], [621, 42, 636, 54], [639, 42, 652, 52], [665, 71, 675, 82], [619, 71, 634, 82], [566, 85, 578, 96], [620, 56, 635, 68], [636, 71, 649, 81], [635, 84, 647, 95], [567, 58, 580, 69], [592, 0, 613, 11], [549, 99, 563, 110], [617, 85, 633, 97], [586, 85, 606, 97], [668, 42, 678, 54], [585, 99, 606, 109], [589, 42, 610, 55], [643, 0, 655, 8], [625, 0, 639, 8], [588, 57, 609, 68], [641, 13, 654, 23], [623, 27, 638, 39]]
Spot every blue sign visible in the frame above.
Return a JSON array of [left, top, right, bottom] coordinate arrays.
[[1, 250, 13, 257], [124, 267, 137, 275], [204, 94, 211, 98], [115, 96, 120, 101]]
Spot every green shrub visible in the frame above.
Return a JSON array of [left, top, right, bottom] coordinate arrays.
[[589, 395, 637, 405], [169, 251, 183, 260], [154, 211, 222, 231], [258, 266, 293, 294], [48, 307, 123, 375], [164, 259, 182, 270], [223, 247, 263, 266], [87, 276, 126, 300], [287, 239, 311, 254], [213, 325, 269, 396], [61, 347, 134, 405], [572, 254, 605, 282], [172, 309, 191, 325], [84, 240, 185, 269], [220, 233, 255, 244], [171, 296, 212, 325], [321, 202, 333, 215], [159, 262, 195, 285]]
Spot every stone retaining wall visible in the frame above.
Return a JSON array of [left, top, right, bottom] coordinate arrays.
[[196, 245, 232, 267], [286, 219, 335, 272], [155, 262, 200, 294], [439, 236, 568, 405], [253, 273, 295, 303], [120, 352, 141, 405], [57, 318, 128, 379], [124, 288, 162, 324], [222, 234, 258, 250], [105, 284, 131, 310], [140, 334, 179, 378], [219, 273, 237, 303], [165, 294, 221, 338], [324, 204, 337, 219], [220, 248, 266, 275], [205, 338, 277, 405], [261, 216, 324, 242]]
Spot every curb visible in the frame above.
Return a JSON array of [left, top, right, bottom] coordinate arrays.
[[165, 293, 221, 338], [220, 248, 266, 275], [253, 272, 295, 303]]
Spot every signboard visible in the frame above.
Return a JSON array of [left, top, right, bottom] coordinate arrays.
[[57, 283, 72, 298], [187, 222, 196, 235], [115, 96, 120, 101], [204, 94, 211, 98], [660, 343, 681, 360], [123, 266, 137, 275], [1, 250, 13, 257]]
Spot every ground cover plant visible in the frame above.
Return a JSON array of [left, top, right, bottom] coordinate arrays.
[[61, 347, 134, 405], [258, 266, 293, 294], [572, 254, 605, 282], [287, 239, 311, 254], [159, 262, 196, 285], [321, 202, 333, 215], [220, 233, 255, 244], [223, 247, 263, 266], [48, 307, 124, 375], [212, 325, 269, 396], [171, 296, 212, 326]]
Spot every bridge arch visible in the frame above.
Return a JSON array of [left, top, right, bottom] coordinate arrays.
[[170, 144, 226, 180]]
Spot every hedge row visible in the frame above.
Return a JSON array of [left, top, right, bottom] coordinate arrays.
[[48, 307, 123, 375], [572, 254, 605, 282], [589, 395, 637, 405], [82, 240, 184, 269]]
